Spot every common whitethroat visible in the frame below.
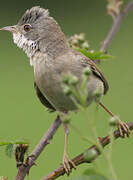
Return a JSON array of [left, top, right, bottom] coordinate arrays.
[[0, 6, 130, 175]]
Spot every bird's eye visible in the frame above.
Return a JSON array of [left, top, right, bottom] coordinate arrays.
[[24, 24, 31, 32]]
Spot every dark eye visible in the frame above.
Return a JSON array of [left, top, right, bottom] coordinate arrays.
[[24, 24, 31, 32]]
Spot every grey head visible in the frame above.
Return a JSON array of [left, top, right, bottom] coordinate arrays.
[[1, 6, 67, 61]]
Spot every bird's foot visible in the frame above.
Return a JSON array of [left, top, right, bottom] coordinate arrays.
[[118, 119, 130, 138], [63, 153, 76, 175]]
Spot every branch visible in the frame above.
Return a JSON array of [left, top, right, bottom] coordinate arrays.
[[15, 115, 62, 180], [42, 121, 133, 180], [100, 0, 133, 52]]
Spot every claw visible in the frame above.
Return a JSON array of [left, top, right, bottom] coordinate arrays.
[[118, 119, 130, 138], [63, 154, 76, 175]]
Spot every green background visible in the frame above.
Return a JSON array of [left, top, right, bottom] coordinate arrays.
[[0, 0, 133, 179]]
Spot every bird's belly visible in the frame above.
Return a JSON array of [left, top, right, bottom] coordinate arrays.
[[34, 61, 104, 112], [34, 63, 76, 111]]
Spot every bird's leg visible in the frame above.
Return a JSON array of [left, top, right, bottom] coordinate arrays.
[[99, 101, 130, 137], [63, 123, 76, 175]]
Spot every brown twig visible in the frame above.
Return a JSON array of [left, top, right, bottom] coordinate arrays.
[[42, 121, 133, 180], [15, 115, 62, 180], [100, 0, 133, 52]]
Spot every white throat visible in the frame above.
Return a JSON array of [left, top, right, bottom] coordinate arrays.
[[13, 32, 39, 66]]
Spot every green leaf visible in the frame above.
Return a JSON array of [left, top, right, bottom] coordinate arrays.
[[99, 54, 114, 60], [77, 49, 113, 61], [78, 49, 92, 58], [5, 144, 16, 158], [0, 141, 12, 146], [0, 139, 30, 158], [0, 140, 29, 146]]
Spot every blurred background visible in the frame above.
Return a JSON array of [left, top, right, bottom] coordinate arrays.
[[0, 0, 133, 179]]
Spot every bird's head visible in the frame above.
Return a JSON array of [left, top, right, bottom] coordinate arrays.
[[0, 6, 57, 58]]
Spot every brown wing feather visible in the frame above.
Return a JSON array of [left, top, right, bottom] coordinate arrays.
[[73, 50, 109, 95], [88, 59, 109, 94]]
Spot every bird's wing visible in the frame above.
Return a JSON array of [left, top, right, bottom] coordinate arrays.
[[74, 50, 109, 95], [34, 82, 56, 112], [87, 59, 109, 94]]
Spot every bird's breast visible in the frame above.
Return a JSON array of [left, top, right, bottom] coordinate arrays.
[[32, 51, 74, 111], [32, 51, 104, 112]]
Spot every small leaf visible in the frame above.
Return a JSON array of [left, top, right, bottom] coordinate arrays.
[[0, 142, 12, 146], [99, 54, 114, 60], [0, 140, 29, 146], [78, 49, 113, 61], [5, 144, 16, 158], [78, 49, 91, 58], [88, 51, 104, 59]]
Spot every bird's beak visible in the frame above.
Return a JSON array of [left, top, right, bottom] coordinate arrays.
[[0, 25, 17, 33]]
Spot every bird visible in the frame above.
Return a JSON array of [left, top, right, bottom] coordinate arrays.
[[0, 6, 130, 175]]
